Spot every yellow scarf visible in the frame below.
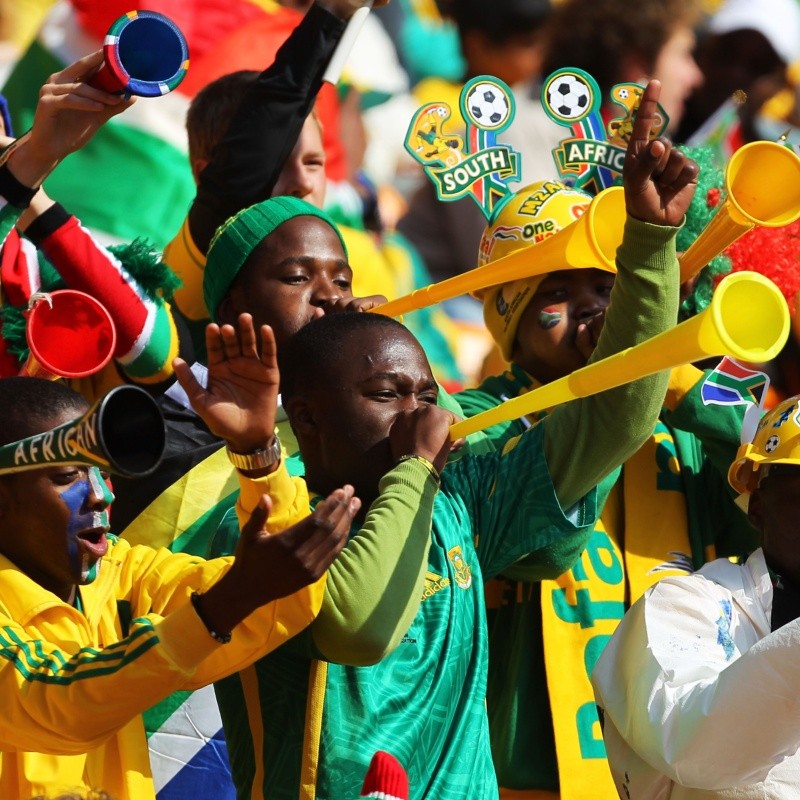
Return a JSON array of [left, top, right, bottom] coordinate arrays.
[[539, 421, 694, 800]]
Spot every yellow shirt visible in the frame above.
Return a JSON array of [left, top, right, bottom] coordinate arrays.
[[0, 468, 321, 800]]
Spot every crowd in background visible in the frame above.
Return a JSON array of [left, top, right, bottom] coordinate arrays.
[[1, 1, 800, 799]]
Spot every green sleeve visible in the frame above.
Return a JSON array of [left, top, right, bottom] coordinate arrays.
[[311, 458, 438, 666], [502, 469, 619, 580], [543, 216, 680, 509]]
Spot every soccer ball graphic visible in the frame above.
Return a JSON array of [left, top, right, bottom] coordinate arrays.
[[547, 74, 591, 120], [466, 83, 510, 129], [766, 435, 780, 453]]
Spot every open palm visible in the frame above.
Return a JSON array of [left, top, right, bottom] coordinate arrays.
[[175, 313, 280, 453]]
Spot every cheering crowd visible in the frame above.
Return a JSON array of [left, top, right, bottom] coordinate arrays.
[[1, 0, 800, 799]]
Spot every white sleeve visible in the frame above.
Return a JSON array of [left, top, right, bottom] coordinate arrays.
[[592, 576, 800, 791]]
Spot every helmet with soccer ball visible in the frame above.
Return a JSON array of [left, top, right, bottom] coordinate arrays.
[[728, 395, 800, 494]]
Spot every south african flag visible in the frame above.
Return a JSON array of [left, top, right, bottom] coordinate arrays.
[[701, 357, 770, 407]]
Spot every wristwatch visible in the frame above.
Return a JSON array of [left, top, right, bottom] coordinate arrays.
[[225, 435, 281, 471]]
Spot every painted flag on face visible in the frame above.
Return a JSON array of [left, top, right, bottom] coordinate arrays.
[[701, 357, 770, 407]]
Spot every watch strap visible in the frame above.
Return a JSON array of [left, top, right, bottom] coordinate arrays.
[[225, 435, 281, 471]]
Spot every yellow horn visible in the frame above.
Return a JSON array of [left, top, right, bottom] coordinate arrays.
[[451, 271, 789, 439], [372, 186, 626, 318], [679, 141, 800, 283]]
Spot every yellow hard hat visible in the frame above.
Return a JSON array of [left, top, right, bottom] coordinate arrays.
[[728, 395, 800, 494], [479, 180, 593, 360]]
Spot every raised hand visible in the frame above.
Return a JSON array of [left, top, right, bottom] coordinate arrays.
[[623, 80, 699, 227], [389, 404, 463, 474], [8, 51, 135, 188], [194, 485, 360, 635], [174, 313, 280, 455]]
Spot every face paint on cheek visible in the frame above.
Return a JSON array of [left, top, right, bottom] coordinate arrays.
[[60, 479, 91, 582], [538, 307, 563, 330], [88, 467, 113, 531], [60, 467, 113, 584]]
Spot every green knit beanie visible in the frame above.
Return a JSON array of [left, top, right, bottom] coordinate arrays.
[[204, 196, 348, 322]]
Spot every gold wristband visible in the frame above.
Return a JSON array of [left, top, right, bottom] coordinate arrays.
[[396, 453, 440, 483]]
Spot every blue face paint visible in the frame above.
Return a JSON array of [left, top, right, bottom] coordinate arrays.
[[60, 467, 113, 584]]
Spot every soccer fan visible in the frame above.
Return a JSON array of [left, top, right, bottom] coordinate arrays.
[[164, 0, 391, 360], [180, 70, 462, 383], [0, 52, 187, 401], [0, 364, 358, 800], [592, 394, 800, 798], [456, 151, 756, 798], [0, 53, 433, 799], [172, 80, 700, 798]]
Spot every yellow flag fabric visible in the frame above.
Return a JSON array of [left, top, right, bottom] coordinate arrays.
[[540, 424, 693, 800]]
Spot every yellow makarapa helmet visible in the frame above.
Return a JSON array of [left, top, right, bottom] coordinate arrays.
[[728, 395, 800, 494], [478, 180, 593, 267], [479, 180, 595, 360]]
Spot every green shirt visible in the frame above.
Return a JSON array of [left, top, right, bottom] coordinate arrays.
[[217, 423, 598, 800], [216, 216, 685, 798], [463, 362, 757, 790], [456, 234, 758, 790]]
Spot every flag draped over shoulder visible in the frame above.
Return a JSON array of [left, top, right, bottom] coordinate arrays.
[[2, 0, 345, 249]]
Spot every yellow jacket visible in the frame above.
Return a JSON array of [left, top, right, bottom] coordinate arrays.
[[0, 467, 322, 800]]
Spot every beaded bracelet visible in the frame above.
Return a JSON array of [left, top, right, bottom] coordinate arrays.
[[190, 591, 232, 644]]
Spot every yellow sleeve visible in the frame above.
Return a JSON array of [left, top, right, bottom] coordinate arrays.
[[234, 459, 311, 533], [663, 364, 704, 412], [163, 216, 209, 323], [118, 538, 324, 693], [0, 537, 310, 755]]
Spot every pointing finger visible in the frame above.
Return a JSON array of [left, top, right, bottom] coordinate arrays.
[[626, 80, 662, 160]]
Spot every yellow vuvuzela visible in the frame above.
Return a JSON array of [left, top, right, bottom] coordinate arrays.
[[371, 186, 626, 317], [679, 140, 800, 283], [451, 271, 789, 439]]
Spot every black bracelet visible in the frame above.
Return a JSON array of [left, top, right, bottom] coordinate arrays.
[[25, 201, 70, 244], [0, 161, 37, 209], [190, 591, 232, 644]]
